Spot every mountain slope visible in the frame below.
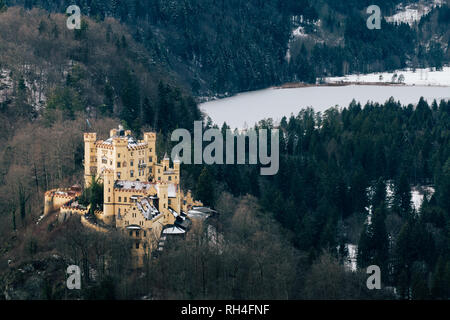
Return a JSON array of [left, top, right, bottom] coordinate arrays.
[[4, 0, 448, 95]]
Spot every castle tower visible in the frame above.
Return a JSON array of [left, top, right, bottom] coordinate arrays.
[[84, 133, 97, 187], [144, 132, 157, 179], [157, 182, 169, 218], [174, 155, 180, 176], [162, 153, 170, 171], [112, 136, 128, 180], [44, 191, 54, 216], [102, 168, 115, 225], [144, 132, 157, 160]]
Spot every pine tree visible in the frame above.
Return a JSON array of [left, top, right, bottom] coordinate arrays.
[[196, 167, 215, 207], [142, 97, 154, 128], [0, 0, 7, 12], [372, 178, 386, 210], [357, 206, 389, 278], [102, 81, 114, 115], [394, 172, 412, 217], [438, 159, 450, 215], [411, 270, 429, 300], [120, 69, 140, 132], [371, 206, 389, 269], [431, 256, 447, 299]]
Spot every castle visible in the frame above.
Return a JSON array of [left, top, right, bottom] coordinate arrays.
[[44, 125, 204, 266]]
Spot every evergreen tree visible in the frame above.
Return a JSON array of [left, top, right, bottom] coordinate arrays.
[[0, 0, 6, 12], [120, 69, 140, 132], [196, 167, 215, 207], [393, 172, 412, 217], [372, 178, 386, 210], [357, 206, 389, 279]]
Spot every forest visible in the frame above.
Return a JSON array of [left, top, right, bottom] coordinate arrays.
[[0, 2, 449, 300], [185, 97, 450, 299], [3, 0, 449, 95]]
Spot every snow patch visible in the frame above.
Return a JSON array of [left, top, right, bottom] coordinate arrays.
[[292, 26, 308, 38], [385, 0, 445, 26], [345, 244, 357, 272], [326, 67, 450, 87], [411, 185, 435, 211]]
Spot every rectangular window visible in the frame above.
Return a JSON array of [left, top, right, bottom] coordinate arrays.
[[124, 197, 127, 203], [117, 172, 121, 179], [118, 153, 120, 158], [117, 162, 121, 168], [135, 242, 139, 249], [118, 197, 121, 202], [136, 231, 140, 237], [130, 170, 134, 177], [129, 231, 132, 236], [130, 161, 134, 166]]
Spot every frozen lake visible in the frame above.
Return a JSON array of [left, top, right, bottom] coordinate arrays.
[[200, 85, 450, 129]]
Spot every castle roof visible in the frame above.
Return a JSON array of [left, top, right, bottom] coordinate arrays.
[[102, 135, 146, 148], [136, 197, 160, 220], [114, 180, 154, 191], [162, 225, 186, 235], [187, 207, 216, 220]]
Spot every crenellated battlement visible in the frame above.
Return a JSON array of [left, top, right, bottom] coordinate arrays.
[[84, 132, 97, 141]]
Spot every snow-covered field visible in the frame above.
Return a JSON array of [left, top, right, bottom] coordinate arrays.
[[200, 84, 450, 129], [326, 67, 450, 87], [385, 0, 445, 26]]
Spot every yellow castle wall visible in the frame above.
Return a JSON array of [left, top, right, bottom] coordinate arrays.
[[42, 127, 205, 268]]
